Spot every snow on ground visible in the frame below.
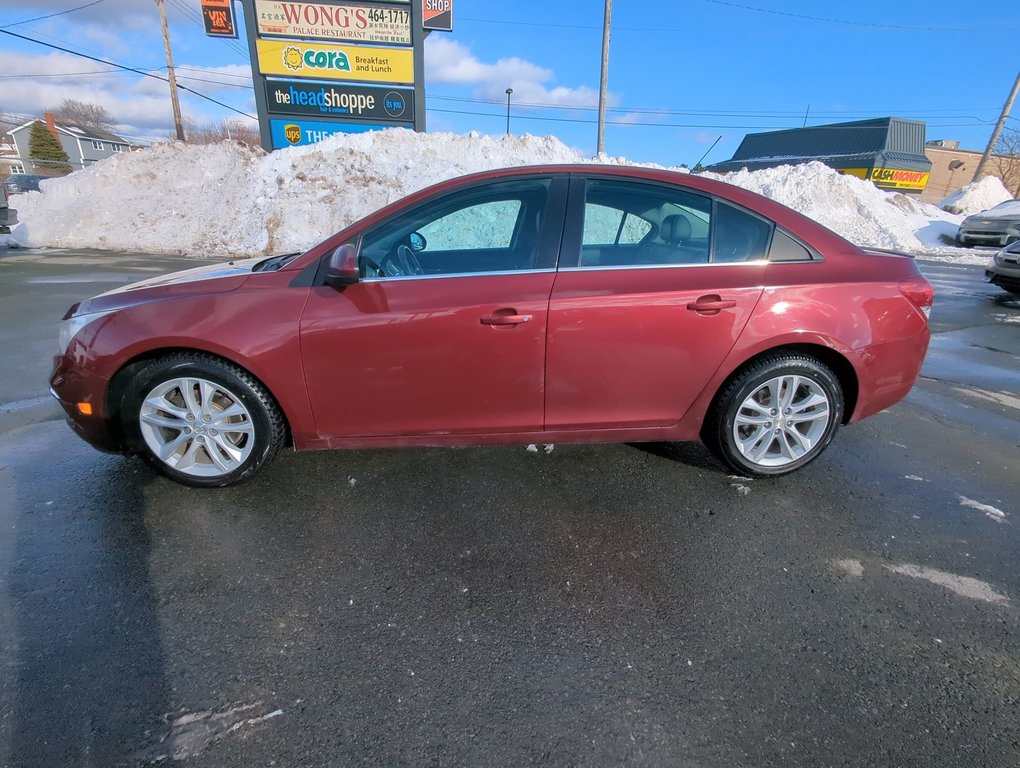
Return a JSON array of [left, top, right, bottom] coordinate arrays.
[[1, 128, 998, 265], [940, 175, 1013, 216]]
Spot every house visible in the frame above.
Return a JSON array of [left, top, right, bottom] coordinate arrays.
[[705, 117, 934, 195], [8, 112, 130, 175], [0, 130, 21, 175]]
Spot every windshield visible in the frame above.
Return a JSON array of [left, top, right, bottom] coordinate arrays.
[[987, 200, 1020, 216]]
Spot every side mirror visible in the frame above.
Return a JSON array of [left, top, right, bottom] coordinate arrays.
[[324, 243, 359, 289]]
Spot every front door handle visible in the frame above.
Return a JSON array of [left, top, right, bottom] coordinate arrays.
[[481, 309, 532, 326], [686, 295, 736, 314]]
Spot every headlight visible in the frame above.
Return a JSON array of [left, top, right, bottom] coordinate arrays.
[[58, 308, 116, 355]]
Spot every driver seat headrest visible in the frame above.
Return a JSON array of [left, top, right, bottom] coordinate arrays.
[[660, 214, 692, 244]]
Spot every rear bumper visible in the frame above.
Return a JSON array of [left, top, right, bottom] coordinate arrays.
[[49, 355, 124, 453], [0, 205, 16, 232], [850, 326, 931, 422]]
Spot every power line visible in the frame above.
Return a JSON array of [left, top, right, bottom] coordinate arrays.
[[428, 95, 999, 122], [165, 0, 249, 60], [426, 106, 994, 131], [428, 95, 996, 126], [0, 69, 134, 80], [0, 0, 106, 29], [696, 0, 1020, 32], [0, 28, 255, 119], [460, 6, 1019, 33], [175, 74, 252, 89], [176, 66, 252, 80]]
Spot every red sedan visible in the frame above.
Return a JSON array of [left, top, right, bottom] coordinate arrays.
[[51, 165, 933, 487]]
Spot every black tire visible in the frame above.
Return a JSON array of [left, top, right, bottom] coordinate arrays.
[[701, 354, 844, 477], [121, 353, 286, 488]]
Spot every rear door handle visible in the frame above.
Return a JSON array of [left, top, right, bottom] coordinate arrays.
[[481, 309, 532, 326], [686, 296, 736, 314]]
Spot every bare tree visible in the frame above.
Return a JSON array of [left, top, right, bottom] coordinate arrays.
[[167, 118, 260, 147], [988, 126, 1020, 197], [53, 99, 114, 131]]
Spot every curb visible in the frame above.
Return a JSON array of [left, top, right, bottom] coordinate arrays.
[[0, 395, 63, 434]]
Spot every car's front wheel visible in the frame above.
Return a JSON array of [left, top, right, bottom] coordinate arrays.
[[702, 354, 844, 477], [122, 354, 286, 487]]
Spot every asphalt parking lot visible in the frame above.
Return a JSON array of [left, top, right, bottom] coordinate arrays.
[[0, 249, 1017, 768]]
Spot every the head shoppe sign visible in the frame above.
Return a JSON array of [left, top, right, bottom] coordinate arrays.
[[241, 0, 441, 151], [266, 79, 413, 122]]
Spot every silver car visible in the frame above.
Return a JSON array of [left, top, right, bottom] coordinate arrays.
[[986, 240, 1020, 295], [0, 181, 16, 234], [957, 199, 1020, 247]]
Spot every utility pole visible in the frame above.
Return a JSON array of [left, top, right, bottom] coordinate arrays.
[[974, 69, 1020, 179], [156, 0, 186, 141], [596, 0, 611, 156]]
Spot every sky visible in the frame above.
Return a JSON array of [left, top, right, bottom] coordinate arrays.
[[0, 0, 1018, 168]]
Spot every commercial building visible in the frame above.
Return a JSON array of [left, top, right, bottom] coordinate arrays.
[[706, 117, 933, 194], [922, 139, 1020, 203]]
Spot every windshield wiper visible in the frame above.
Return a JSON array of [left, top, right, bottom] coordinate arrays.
[[252, 252, 300, 272]]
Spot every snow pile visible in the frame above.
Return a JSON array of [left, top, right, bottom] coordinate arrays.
[[11, 130, 596, 256], [5, 129, 976, 260], [940, 175, 1014, 215], [699, 161, 963, 254]]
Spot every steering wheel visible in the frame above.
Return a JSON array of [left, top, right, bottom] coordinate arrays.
[[361, 255, 385, 277], [395, 243, 424, 275]]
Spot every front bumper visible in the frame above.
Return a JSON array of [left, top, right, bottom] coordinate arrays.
[[986, 268, 1020, 292], [957, 226, 1019, 247], [49, 354, 124, 453]]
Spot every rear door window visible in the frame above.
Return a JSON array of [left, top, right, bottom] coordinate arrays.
[[574, 179, 713, 267]]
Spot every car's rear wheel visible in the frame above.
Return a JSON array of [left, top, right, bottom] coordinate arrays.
[[702, 354, 843, 477], [122, 354, 285, 487]]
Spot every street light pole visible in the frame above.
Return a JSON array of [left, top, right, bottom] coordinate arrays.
[[505, 88, 513, 136]]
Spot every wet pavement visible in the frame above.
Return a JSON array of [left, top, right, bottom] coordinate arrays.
[[0, 250, 1017, 767]]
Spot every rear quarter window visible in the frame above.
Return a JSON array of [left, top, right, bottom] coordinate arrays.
[[769, 229, 816, 262]]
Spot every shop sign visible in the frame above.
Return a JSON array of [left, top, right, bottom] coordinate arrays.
[[266, 80, 413, 122], [870, 168, 930, 191], [255, 1, 411, 45], [256, 39, 414, 84], [422, 0, 452, 31], [270, 117, 395, 148], [201, 0, 238, 38]]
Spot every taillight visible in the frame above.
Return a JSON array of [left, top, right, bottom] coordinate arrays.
[[899, 276, 934, 319]]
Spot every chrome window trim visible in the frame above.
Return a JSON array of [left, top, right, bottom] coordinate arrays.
[[558, 260, 769, 273], [361, 268, 557, 283]]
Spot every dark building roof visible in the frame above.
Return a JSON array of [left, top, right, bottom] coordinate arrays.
[[706, 117, 931, 175], [10, 119, 128, 145], [56, 122, 129, 145]]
